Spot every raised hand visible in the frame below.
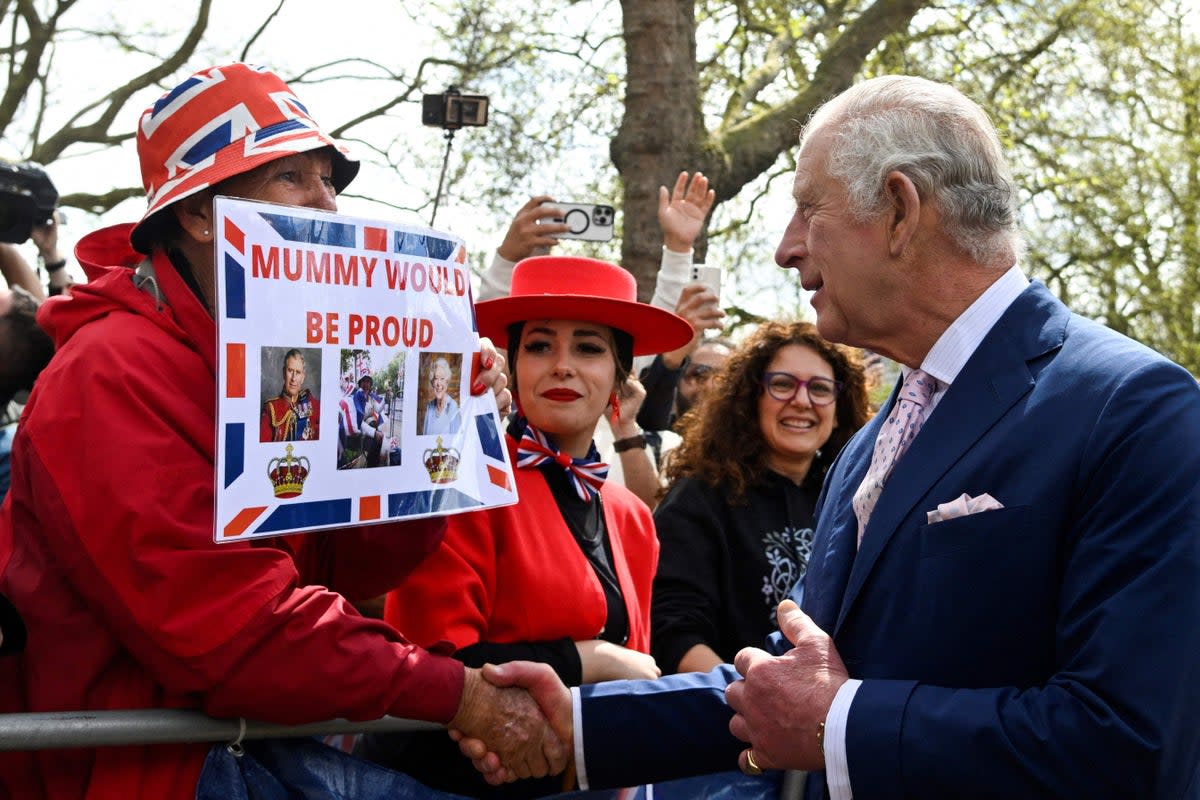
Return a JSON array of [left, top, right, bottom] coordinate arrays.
[[497, 196, 571, 262], [607, 376, 647, 439], [725, 600, 848, 772], [658, 171, 716, 253]]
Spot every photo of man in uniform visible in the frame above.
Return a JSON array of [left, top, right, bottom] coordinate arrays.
[[260, 347, 320, 442]]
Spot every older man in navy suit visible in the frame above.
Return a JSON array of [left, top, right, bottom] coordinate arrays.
[[463, 75, 1200, 799]]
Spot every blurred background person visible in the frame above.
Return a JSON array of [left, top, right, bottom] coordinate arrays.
[[0, 157, 74, 298], [0, 245, 56, 502], [651, 320, 870, 674], [368, 255, 694, 797], [633, 171, 725, 442], [673, 337, 734, 420]]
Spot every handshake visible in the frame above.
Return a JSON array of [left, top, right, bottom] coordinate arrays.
[[447, 662, 574, 785]]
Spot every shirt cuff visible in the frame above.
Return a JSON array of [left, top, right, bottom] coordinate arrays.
[[571, 686, 589, 790], [826, 678, 861, 800], [647, 246, 695, 312], [660, 245, 694, 273]]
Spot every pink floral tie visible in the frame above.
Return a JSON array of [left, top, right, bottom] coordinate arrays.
[[853, 369, 938, 547]]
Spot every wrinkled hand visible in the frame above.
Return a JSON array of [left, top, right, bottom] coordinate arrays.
[[453, 661, 573, 785], [607, 376, 646, 437], [658, 171, 715, 253], [449, 665, 570, 784], [576, 639, 662, 682], [471, 339, 511, 414], [498, 196, 571, 262], [725, 600, 848, 772], [661, 284, 724, 368]]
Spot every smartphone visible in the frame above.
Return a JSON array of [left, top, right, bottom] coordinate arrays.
[[541, 202, 616, 242], [689, 264, 722, 300]]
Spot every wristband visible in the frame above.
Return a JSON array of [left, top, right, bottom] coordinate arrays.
[[612, 434, 647, 453], [43, 258, 68, 273]]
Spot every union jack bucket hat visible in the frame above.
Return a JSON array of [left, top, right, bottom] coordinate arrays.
[[130, 62, 358, 253]]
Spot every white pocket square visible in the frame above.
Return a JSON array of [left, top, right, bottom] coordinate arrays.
[[926, 492, 1004, 524]]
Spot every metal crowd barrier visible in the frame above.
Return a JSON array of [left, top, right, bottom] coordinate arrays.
[[0, 710, 805, 799], [0, 709, 439, 751]]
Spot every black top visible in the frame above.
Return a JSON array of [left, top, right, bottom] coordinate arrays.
[[0, 592, 26, 657], [650, 471, 820, 672], [635, 353, 683, 432]]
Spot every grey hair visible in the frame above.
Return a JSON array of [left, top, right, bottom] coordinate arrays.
[[430, 357, 452, 382], [802, 75, 1024, 267]]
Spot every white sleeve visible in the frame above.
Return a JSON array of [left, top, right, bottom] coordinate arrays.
[[478, 252, 517, 301], [826, 678, 862, 800], [648, 246, 695, 311]]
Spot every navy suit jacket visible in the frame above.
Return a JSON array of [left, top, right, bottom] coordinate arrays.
[[579, 283, 1200, 798]]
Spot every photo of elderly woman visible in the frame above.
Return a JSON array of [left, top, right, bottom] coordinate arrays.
[[418, 353, 462, 436]]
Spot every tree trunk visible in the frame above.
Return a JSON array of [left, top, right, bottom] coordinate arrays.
[[614, 0, 928, 300], [613, 0, 705, 299]]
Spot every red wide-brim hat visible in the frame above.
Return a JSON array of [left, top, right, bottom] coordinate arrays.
[[475, 255, 694, 356]]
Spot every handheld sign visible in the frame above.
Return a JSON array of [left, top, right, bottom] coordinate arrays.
[[213, 197, 516, 542]]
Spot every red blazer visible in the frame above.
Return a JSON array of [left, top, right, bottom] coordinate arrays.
[[386, 435, 658, 656]]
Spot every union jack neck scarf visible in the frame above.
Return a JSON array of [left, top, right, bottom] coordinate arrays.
[[516, 422, 608, 502]]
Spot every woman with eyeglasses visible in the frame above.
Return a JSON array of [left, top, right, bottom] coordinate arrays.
[[650, 320, 871, 674]]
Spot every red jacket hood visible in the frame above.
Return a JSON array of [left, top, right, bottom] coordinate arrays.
[[41, 222, 216, 374]]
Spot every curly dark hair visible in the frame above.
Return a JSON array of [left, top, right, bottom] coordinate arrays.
[[663, 320, 871, 504]]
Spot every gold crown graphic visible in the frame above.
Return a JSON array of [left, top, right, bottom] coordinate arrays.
[[268, 444, 311, 499], [423, 436, 460, 484]]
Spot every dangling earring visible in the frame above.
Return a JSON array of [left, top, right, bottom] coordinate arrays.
[[609, 391, 620, 425]]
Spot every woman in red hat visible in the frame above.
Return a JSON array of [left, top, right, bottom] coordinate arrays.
[[371, 254, 693, 797], [0, 63, 562, 800]]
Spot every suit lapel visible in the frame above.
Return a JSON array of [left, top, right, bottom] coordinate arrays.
[[833, 282, 1070, 634]]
